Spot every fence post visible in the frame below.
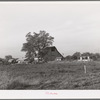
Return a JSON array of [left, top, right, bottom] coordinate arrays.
[[84, 65, 87, 74]]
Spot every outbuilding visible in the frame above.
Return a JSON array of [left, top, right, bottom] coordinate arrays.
[[43, 46, 63, 61]]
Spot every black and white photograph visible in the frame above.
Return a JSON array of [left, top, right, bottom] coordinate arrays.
[[0, 1, 100, 91]]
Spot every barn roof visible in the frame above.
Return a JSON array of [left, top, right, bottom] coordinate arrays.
[[44, 46, 64, 58], [44, 46, 59, 49]]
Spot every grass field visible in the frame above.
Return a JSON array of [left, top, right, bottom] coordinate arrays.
[[0, 61, 100, 89]]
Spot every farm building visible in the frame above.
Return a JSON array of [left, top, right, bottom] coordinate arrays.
[[42, 46, 64, 61], [78, 56, 91, 61]]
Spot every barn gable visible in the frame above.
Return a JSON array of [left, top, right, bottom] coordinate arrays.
[[43, 46, 63, 61]]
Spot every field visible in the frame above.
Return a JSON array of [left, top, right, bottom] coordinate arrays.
[[0, 61, 100, 89]]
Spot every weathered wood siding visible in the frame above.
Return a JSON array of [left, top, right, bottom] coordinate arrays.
[[43, 46, 63, 61]]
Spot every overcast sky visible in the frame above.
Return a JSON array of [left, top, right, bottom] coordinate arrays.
[[0, 1, 100, 58]]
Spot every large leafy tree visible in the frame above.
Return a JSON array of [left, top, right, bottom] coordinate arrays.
[[21, 30, 54, 60]]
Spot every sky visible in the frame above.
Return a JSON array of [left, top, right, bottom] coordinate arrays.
[[0, 1, 100, 58]]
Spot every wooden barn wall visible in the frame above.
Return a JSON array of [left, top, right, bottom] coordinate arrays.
[[44, 48, 62, 61]]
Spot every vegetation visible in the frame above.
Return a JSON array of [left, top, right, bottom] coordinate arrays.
[[5, 55, 12, 61], [0, 61, 100, 89], [66, 52, 100, 61], [21, 30, 54, 62]]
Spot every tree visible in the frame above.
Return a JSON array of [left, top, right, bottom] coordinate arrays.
[[65, 55, 72, 61], [72, 52, 81, 60], [21, 30, 54, 61], [90, 53, 100, 61], [81, 52, 91, 56], [5, 55, 12, 61]]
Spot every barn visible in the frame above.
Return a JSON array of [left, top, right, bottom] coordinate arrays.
[[42, 46, 64, 61]]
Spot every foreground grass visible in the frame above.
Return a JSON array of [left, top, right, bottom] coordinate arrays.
[[0, 61, 100, 89]]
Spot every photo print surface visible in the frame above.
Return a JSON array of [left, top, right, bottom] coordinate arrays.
[[0, 1, 100, 90]]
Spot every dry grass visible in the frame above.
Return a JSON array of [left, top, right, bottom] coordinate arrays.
[[0, 61, 100, 89]]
